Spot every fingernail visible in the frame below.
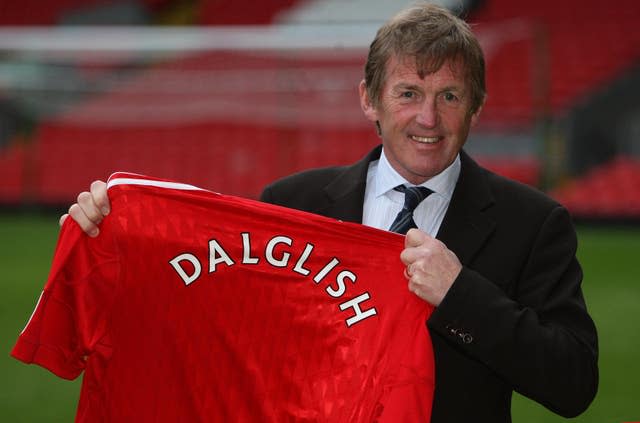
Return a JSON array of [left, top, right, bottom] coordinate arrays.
[[102, 207, 110, 216], [89, 228, 99, 237]]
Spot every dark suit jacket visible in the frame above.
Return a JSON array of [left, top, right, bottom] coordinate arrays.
[[260, 145, 598, 422]]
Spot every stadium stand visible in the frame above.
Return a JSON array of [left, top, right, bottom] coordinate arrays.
[[550, 157, 640, 220], [462, 0, 640, 219], [197, 0, 299, 25], [0, 0, 300, 25], [0, 0, 638, 220], [0, 139, 27, 204], [469, 0, 640, 119]]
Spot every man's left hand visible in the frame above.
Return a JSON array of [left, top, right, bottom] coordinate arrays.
[[400, 228, 462, 306]]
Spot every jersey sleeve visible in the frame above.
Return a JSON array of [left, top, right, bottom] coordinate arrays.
[[11, 220, 120, 380]]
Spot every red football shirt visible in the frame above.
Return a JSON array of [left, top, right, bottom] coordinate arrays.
[[12, 172, 435, 422]]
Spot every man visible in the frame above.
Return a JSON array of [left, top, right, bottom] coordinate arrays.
[[62, 3, 598, 421]]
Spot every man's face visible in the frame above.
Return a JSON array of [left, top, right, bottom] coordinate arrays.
[[359, 56, 483, 184]]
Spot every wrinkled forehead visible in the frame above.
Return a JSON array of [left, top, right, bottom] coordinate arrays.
[[386, 54, 467, 83]]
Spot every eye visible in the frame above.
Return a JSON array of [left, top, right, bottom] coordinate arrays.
[[401, 91, 414, 99], [443, 92, 459, 102]]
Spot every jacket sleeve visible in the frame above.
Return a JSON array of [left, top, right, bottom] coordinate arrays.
[[428, 205, 598, 417]]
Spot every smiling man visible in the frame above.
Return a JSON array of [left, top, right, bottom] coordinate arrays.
[[259, 4, 598, 421], [62, 3, 598, 422], [360, 55, 480, 186]]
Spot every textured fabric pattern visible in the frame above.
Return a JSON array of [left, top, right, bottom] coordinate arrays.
[[388, 186, 433, 234], [12, 172, 435, 423]]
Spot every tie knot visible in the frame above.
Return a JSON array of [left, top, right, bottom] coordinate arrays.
[[395, 185, 433, 212]]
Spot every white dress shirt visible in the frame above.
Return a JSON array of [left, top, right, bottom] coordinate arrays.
[[362, 148, 461, 237]]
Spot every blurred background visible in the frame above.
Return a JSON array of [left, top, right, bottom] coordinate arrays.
[[1, 0, 638, 421]]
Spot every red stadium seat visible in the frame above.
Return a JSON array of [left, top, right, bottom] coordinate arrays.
[[0, 139, 27, 203], [550, 157, 640, 218]]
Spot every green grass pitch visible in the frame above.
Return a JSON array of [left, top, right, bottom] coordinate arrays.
[[1, 213, 639, 422]]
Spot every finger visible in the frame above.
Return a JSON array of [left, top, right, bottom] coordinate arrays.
[[400, 244, 431, 265], [400, 247, 417, 266], [59, 213, 68, 227], [77, 191, 105, 224], [404, 262, 417, 278], [89, 180, 110, 216], [68, 203, 100, 237], [407, 278, 435, 305], [408, 278, 421, 295], [403, 266, 411, 280], [405, 228, 429, 248]]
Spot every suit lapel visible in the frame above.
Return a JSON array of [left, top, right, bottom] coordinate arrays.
[[318, 145, 382, 223], [316, 145, 496, 265], [437, 151, 496, 265]]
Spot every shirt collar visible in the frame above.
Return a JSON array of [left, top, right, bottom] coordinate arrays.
[[373, 147, 461, 200]]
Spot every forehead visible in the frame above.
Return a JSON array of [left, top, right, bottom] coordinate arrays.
[[384, 55, 467, 87]]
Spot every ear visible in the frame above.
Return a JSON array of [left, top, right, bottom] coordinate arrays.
[[469, 95, 486, 128], [358, 80, 379, 123]]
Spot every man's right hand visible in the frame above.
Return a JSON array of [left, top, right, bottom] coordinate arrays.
[[59, 180, 110, 237]]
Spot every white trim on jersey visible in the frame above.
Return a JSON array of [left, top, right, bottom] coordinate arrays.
[[107, 176, 207, 192], [21, 291, 44, 335]]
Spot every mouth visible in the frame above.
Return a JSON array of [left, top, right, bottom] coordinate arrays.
[[410, 135, 441, 144]]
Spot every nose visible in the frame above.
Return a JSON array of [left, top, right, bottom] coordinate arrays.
[[415, 98, 438, 128]]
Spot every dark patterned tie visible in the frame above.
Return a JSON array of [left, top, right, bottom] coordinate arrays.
[[388, 185, 433, 234]]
